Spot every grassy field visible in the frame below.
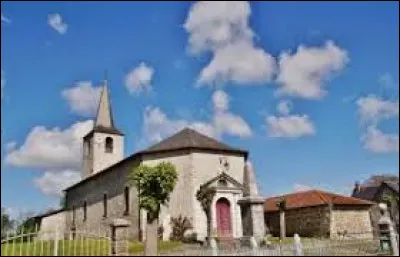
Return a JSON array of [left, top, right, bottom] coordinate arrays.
[[1, 240, 182, 256]]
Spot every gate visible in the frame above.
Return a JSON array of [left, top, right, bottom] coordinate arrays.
[[1, 229, 112, 256]]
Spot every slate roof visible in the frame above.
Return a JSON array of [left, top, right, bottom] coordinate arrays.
[[83, 125, 124, 139], [352, 181, 399, 201], [138, 128, 248, 156], [384, 181, 399, 194], [65, 128, 247, 192], [264, 190, 374, 213]]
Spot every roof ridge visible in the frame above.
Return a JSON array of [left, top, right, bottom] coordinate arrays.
[[313, 190, 331, 205]]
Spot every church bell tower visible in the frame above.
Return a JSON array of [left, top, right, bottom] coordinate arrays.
[[82, 76, 124, 179]]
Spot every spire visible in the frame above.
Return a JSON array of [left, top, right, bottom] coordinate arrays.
[[243, 161, 259, 197], [95, 73, 114, 128]]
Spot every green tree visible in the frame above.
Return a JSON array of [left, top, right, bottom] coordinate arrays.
[[129, 162, 178, 256], [1, 208, 15, 239], [196, 184, 216, 246]]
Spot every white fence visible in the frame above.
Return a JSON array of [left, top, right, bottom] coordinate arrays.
[[1, 228, 112, 256]]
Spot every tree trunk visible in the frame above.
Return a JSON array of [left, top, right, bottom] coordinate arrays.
[[206, 211, 212, 246], [145, 214, 158, 256], [280, 210, 286, 240]]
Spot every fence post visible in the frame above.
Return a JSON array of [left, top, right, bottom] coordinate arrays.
[[53, 226, 59, 256], [293, 233, 303, 256], [110, 218, 131, 256], [250, 236, 258, 255]]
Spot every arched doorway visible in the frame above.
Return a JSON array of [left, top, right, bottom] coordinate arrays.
[[216, 198, 232, 237]]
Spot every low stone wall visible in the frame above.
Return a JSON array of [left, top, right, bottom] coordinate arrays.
[[330, 206, 373, 239], [265, 206, 331, 238], [37, 211, 66, 240]]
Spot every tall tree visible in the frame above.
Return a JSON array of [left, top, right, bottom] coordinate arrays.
[[129, 162, 178, 256], [196, 184, 216, 246], [1, 208, 14, 239]]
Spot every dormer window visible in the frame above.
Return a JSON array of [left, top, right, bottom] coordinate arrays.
[[105, 137, 113, 153]]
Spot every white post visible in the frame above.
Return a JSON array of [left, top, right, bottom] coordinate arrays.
[[210, 238, 218, 256], [53, 226, 59, 256], [250, 236, 258, 255], [293, 233, 303, 256]]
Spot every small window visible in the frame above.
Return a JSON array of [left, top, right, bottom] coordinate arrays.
[[105, 137, 113, 153], [72, 206, 76, 225], [83, 201, 87, 221], [124, 187, 130, 215], [218, 179, 228, 187], [103, 193, 108, 218]]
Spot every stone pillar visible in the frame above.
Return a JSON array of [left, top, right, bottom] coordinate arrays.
[[238, 198, 265, 243], [378, 203, 399, 256], [238, 161, 265, 243], [110, 218, 131, 256]]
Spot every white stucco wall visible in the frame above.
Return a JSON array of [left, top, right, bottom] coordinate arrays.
[[140, 150, 246, 241], [141, 151, 193, 240], [37, 212, 66, 240], [191, 152, 245, 240], [82, 132, 124, 179], [92, 133, 124, 175]]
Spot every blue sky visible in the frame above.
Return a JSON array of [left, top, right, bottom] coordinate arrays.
[[1, 1, 399, 217]]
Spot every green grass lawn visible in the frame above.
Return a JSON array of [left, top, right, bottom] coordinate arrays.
[[1, 240, 182, 256]]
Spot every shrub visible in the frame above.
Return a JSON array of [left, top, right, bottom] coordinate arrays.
[[170, 215, 193, 241]]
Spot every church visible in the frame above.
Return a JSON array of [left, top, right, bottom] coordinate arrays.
[[37, 80, 265, 243]]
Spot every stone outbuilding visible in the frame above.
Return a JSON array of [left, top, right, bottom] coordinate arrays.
[[264, 190, 374, 239]]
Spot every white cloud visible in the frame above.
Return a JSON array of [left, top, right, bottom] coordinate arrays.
[[61, 81, 102, 117], [34, 170, 81, 197], [356, 95, 399, 125], [184, 1, 275, 86], [277, 100, 292, 116], [197, 41, 276, 85], [276, 40, 349, 99], [362, 126, 399, 154], [1, 13, 11, 23], [213, 112, 252, 137], [125, 63, 154, 94], [212, 90, 229, 112], [48, 13, 68, 35], [378, 73, 397, 91], [142, 90, 252, 144], [266, 115, 315, 138], [5, 120, 93, 170], [5, 141, 17, 152], [1, 70, 5, 99], [294, 184, 313, 192]]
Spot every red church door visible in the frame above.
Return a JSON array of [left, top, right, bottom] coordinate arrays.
[[216, 198, 232, 238]]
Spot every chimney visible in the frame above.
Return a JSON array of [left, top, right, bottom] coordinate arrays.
[[353, 181, 361, 195]]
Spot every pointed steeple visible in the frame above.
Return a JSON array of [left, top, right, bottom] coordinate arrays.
[[83, 72, 123, 140], [95, 73, 114, 129]]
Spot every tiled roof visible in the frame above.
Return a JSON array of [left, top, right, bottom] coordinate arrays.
[[138, 128, 248, 155], [264, 190, 374, 212]]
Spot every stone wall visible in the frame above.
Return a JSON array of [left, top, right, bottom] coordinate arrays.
[[65, 157, 140, 240], [330, 206, 373, 239], [37, 211, 66, 240], [265, 206, 331, 238]]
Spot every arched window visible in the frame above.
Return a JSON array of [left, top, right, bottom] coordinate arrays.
[[103, 193, 108, 218], [105, 137, 113, 153], [83, 201, 87, 221], [124, 187, 130, 215]]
